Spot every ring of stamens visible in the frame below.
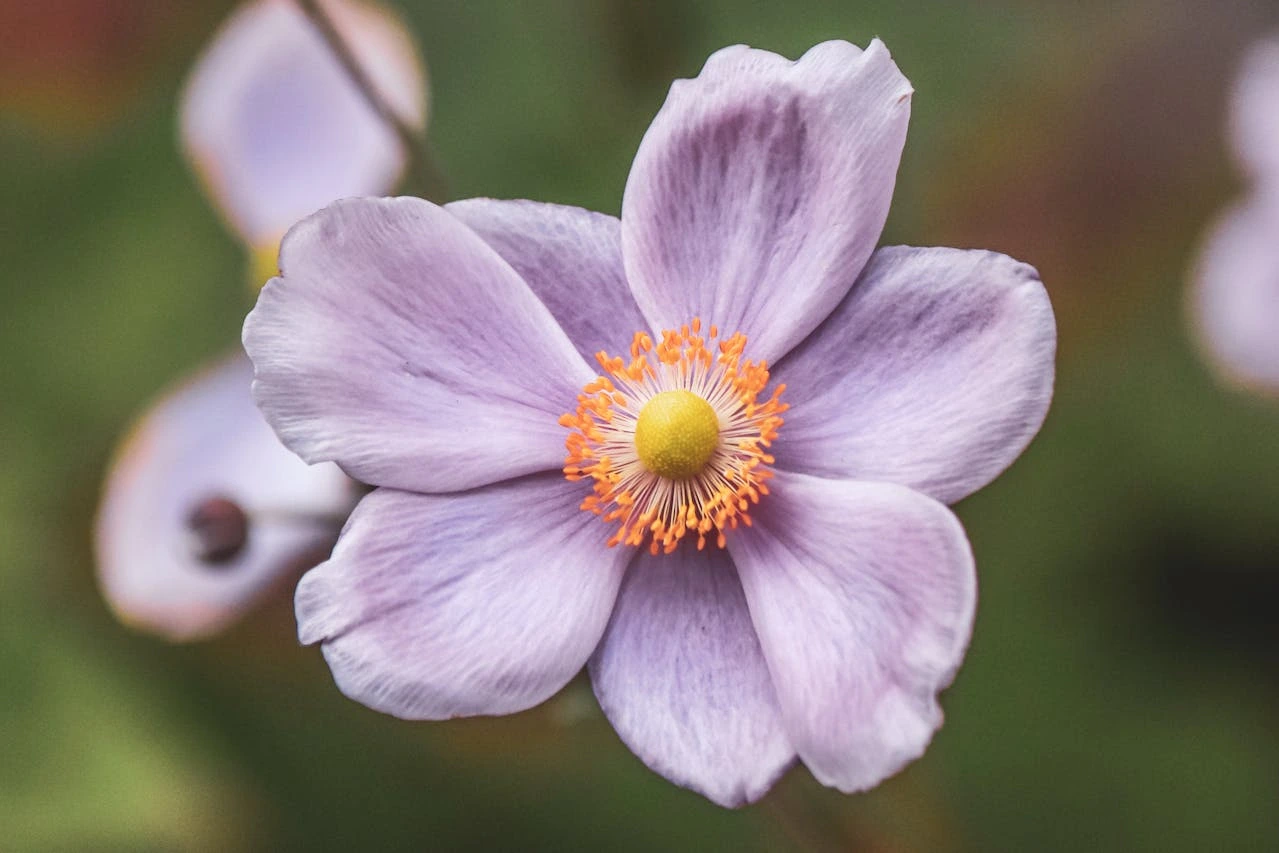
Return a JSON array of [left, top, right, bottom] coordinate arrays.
[[559, 318, 787, 555]]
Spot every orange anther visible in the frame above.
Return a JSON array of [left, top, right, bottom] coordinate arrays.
[[560, 320, 784, 554]]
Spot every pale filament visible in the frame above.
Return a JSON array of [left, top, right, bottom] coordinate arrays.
[[560, 319, 787, 554]]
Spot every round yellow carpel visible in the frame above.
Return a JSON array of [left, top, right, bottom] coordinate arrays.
[[633, 389, 720, 480]]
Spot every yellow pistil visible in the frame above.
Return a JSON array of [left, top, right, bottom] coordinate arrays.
[[560, 318, 787, 555], [634, 390, 720, 479]]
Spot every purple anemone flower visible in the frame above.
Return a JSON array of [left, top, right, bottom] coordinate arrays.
[[1191, 37, 1279, 394], [244, 39, 1056, 806]]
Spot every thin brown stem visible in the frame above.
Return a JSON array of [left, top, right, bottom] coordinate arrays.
[[294, 0, 449, 202], [761, 778, 889, 853]]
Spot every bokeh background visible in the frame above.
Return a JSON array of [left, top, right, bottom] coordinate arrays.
[[4, 0, 1279, 850]]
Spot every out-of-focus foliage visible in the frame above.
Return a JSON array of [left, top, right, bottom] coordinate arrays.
[[3, 0, 1279, 850]]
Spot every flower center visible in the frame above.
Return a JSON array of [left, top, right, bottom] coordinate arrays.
[[560, 318, 786, 554], [633, 389, 720, 479]]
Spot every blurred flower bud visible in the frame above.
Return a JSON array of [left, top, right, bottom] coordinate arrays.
[[1190, 37, 1279, 395], [1229, 38, 1279, 183], [179, 0, 427, 277], [96, 351, 357, 641]]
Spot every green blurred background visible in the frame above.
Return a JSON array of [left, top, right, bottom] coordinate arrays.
[[3, 0, 1279, 850]]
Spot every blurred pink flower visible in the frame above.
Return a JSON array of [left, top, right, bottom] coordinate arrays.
[[181, 0, 427, 256], [97, 352, 355, 641], [245, 40, 1056, 805], [97, 0, 425, 639], [1191, 37, 1279, 393]]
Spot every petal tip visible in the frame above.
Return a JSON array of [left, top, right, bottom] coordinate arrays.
[[293, 565, 333, 646]]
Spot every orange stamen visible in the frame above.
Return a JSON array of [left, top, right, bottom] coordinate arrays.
[[560, 319, 787, 554]]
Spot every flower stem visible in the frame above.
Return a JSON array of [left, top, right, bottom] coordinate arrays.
[[762, 781, 886, 853], [294, 0, 449, 202]]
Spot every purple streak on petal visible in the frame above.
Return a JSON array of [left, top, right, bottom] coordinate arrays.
[[728, 470, 975, 794], [1230, 37, 1279, 182], [244, 197, 595, 493], [180, 0, 426, 246], [296, 473, 628, 718], [96, 350, 354, 641], [621, 39, 911, 363], [589, 547, 795, 807], [772, 246, 1056, 504], [446, 199, 648, 363], [1191, 191, 1279, 393]]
